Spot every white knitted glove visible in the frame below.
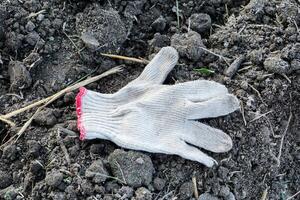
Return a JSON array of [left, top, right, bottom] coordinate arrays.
[[76, 47, 240, 167]]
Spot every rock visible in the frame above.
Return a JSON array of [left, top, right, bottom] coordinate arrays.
[[249, 49, 264, 65], [8, 61, 32, 90], [124, 1, 145, 17], [5, 32, 24, 52], [171, 31, 205, 61], [134, 187, 152, 200], [188, 13, 212, 34], [0, 171, 12, 189], [219, 185, 230, 197], [26, 21, 36, 32], [37, 14, 45, 21], [118, 186, 134, 199], [291, 59, 300, 72], [76, 4, 127, 53], [2, 144, 18, 161], [108, 149, 154, 187], [263, 56, 290, 74], [199, 193, 220, 200], [218, 166, 229, 180], [45, 171, 64, 188], [148, 33, 170, 48], [27, 140, 41, 157], [80, 179, 93, 195], [25, 31, 40, 46], [151, 16, 167, 32], [281, 43, 300, 61], [179, 182, 194, 199], [81, 32, 100, 51], [153, 177, 166, 191], [85, 159, 109, 183], [225, 192, 236, 200], [34, 108, 57, 126]]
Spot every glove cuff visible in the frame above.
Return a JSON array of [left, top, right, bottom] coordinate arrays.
[[76, 87, 119, 140], [76, 87, 88, 140]]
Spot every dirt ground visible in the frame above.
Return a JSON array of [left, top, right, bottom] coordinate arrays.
[[0, 0, 299, 199]]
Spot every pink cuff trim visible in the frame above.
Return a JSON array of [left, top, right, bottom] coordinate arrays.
[[76, 87, 87, 140]]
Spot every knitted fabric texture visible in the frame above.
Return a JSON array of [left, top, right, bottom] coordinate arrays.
[[76, 47, 240, 167]]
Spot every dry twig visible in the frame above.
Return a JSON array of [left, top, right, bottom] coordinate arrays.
[[276, 112, 292, 167], [287, 190, 300, 200], [100, 53, 149, 64], [192, 176, 199, 199], [199, 46, 231, 66], [0, 67, 122, 148]]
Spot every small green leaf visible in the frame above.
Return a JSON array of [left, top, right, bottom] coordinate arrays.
[[193, 68, 215, 75]]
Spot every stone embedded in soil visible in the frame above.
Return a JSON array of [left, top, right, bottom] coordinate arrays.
[[151, 16, 167, 32], [199, 193, 220, 200], [76, 4, 127, 53], [45, 171, 64, 188], [179, 181, 194, 199], [27, 140, 42, 157], [81, 32, 100, 51], [0, 171, 12, 189], [8, 60, 32, 91], [171, 31, 205, 61], [188, 13, 212, 34], [153, 177, 166, 191], [34, 108, 57, 126], [25, 31, 41, 46], [291, 59, 300, 72], [219, 185, 230, 197], [25, 21, 36, 32], [108, 149, 154, 187], [134, 187, 152, 200], [225, 192, 236, 200], [118, 186, 134, 199], [263, 56, 291, 74], [2, 144, 18, 161], [85, 159, 109, 183]]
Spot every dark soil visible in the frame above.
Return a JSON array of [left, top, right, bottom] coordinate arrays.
[[0, 0, 299, 199]]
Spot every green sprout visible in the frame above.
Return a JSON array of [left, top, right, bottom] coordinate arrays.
[[193, 68, 215, 76]]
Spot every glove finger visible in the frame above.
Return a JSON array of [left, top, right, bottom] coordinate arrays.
[[128, 46, 178, 85], [174, 80, 229, 101], [186, 94, 240, 119], [113, 134, 216, 167], [182, 121, 233, 153], [176, 140, 218, 167]]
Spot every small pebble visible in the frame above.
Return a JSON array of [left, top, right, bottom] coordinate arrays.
[[198, 193, 220, 200], [188, 13, 212, 34], [85, 159, 109, 183], [45, 171, 64, 188], [134, 187, 152, 200], [171, 31, 205, 61], [153, 177, 166, 191], [263, 56, 290, 74], [179, 182, 193, 199], [25, 21, 35, 32], [81, 32, 100, 51]]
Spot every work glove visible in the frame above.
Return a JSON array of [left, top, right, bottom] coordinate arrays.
[[76, 47, 240, 167]]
